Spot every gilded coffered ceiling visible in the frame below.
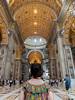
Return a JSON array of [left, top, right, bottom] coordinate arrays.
[[0, 0, 62, 45], [63, 16, 75, 46], [12, 0, 61, 41], [10, 0, 62, 15], [0, 14, 8, 44], [14, 3, 57, 40], [1, 0, 75, 47], [63, 2, 75, 46]]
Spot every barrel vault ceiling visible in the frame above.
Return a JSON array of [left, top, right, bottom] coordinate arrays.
[[0, 0, 75, 47], [0, 0, 61, 46], [11, 0, 62, 41]]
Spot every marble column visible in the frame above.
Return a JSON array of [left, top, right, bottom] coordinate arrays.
[[55, 45, 61, 79], [22, 59, 29, 81], [4, 33, 14, 80], [14, 59, 22, 80], [11, 48, 16, 80], [63, 45, 75, 78], [57, 35, 66, 79], [0, 45, 7, 80]]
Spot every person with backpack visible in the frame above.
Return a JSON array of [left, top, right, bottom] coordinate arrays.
[[19, 63, 54, 100]]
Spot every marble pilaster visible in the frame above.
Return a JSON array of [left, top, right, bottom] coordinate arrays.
[[4, 33, 14, 80], [22, 59, 29, 81], [57, 35, 66, 79], [63, 45, 75, 78]]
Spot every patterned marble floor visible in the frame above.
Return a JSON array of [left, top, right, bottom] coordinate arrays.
[[0, 85, 75, 100]]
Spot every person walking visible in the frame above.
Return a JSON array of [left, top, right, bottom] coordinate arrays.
[[64, 74, 71, 93], [19, 63, 54, 100]]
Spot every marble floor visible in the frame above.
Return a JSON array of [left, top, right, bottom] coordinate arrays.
[[0, 85, 75, 100]]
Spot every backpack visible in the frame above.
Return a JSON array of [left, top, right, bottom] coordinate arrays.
[[23, 82, 49, 100]]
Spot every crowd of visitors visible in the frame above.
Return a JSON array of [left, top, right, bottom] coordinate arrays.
[[49, 79, 63, 87], [0, 79, 23, 87]]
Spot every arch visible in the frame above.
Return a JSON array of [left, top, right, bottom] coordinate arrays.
[[27, 50, 44, 59], [27, 50, 44, 64]]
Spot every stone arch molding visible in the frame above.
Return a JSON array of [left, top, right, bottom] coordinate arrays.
[[27, 50, 44, 59]]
